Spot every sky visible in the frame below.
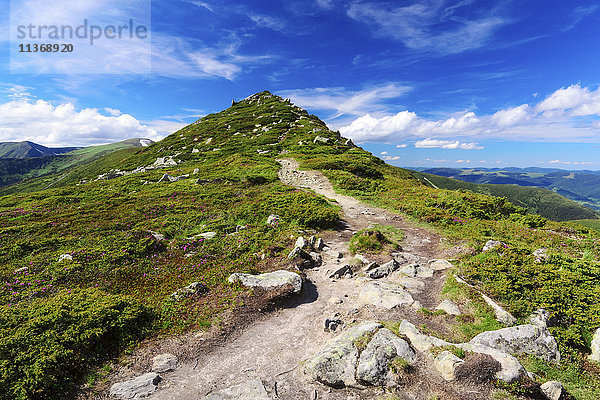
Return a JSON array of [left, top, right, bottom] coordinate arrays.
[[1, 0, 600, 170]]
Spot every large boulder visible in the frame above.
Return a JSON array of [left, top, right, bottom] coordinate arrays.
[[428, 259, 454, 271], [356, 328, 416, 385], [366, 259, 400, 279], [393, 276, 425, 294], [202, 379, 269, 400], [109, 373, 161, 398], [397, 320, 451, 352], [435, 300, 461, 316], [434, 351, 464, 381], [359, 281, 414, 309], [228, 270, 303, 294], [398, 263, 433, 278], [540, 381, 564, 400], [469, 324, 560, 363], [303, 321, 382, 387]]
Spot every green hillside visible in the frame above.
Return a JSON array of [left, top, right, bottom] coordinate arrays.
[[0, 138, 152, 194], [1, 92, 600, 399], [0, 141, 78, 159], [415, 171, 599, 222]]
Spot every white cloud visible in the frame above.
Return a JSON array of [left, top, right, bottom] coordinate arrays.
[[382, 155, 400, 161], [562, 5, 598, 32], [396, 144, 408, 148], [347, 1, 508, 54], [339, 83, 600, 144], [186, 1, 214, 12], [380, 151, 388, 155], [249, 13, 286, 31], [547, 160, 592, 166], [414, 139, 483, 150], [280, 83, 412, 118], [0, 99, 170, 147], [456, 159, 471, 163]]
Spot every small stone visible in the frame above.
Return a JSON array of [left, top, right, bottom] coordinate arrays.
[[110, 373, 161, 399], [325, 317, 344, 332], [328, 297, 343, 305], [540, 381, 564, 400], [152, 353, 178, 373], [58, 254, 73, 262], [436, 299, 461, 316], [295, 236, 308, 249], [482, 240, 506, 252], [315, 238, 325, 251], [266, 214, 280, 225], [170, 282, 208, 301], [329, 265, 353, 279], [434, 351, 464, 381], [428, 259, 453, 271]]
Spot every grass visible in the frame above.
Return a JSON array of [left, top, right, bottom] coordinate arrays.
[[348, 225, 403, 254]]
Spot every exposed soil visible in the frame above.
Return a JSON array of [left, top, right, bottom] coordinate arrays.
[[97, 158, 494, 400]]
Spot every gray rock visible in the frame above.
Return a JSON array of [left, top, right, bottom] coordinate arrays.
[[428, 259, 454, 271], [533, 248, 549, 262], [202, 379, 269, 399], [295, 236, 308, 249], [109, 373, 161, 398], [148, 230, 165, 241], [482, 240, 506, 252], [266, 214, 280, 225], [197, 231, 217, 239], [324, 317, 344, 332], [315, 238, 325, 251], [529, 309, 555, 327], [309, 252, 323, 267], [314, 135, 332, 144], [392, 276, 425, 294], [481, 294, 517, 326], [364, 262, 380, 272], [434, 351, 464, 381], [397, 320, 451, 352], [588, 327, 600, 363], [357, 328, 416, 385], [359, 282, 414, 309], [435, 300, 461, 316], [398, 263, 433, 278], [329, 265, 353, 279], [228, 270, 303, 294], [303, 321, 382, 387], [366, 259, 399, 279], [58, 254, 73, 262], [469, 324, 560, 363], [326, 250, 343, 259], [540, 381, 564, 400], [354, 254, 369, 264], [152, 353, 178, 373], [170, 282, 208, 301]]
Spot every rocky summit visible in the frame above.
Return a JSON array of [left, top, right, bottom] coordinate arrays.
[[0, 91, 599, 400]]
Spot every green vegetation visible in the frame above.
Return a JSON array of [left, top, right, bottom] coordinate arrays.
[[348, 225, 403, 254], [2, 91, 600, 397], [570, 219, 600, 231]]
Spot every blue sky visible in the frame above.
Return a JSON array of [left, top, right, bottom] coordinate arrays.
[[1, 0, 600, 169]]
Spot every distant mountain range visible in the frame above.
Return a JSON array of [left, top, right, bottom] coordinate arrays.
[[416, 167, 600, 212], [0, 141, 80, 158], [0, 138, 154, 193]]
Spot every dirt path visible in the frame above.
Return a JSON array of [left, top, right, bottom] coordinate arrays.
[[112, 159, 465, 400]]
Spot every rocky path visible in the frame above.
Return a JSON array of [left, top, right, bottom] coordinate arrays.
[[105, 159, 485, 400]]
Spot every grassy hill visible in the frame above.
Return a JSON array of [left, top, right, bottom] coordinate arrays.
[[0, 138, 153, 194], [422, 167, 600, 212], [412, 171, 600, 222], [1, 92, 600, 399]]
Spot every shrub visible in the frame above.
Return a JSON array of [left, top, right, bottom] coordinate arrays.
[[0, 288, 153, 400]]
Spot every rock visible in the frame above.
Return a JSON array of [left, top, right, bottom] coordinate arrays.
[[540, 381, 564, 400], [313, 135, 332, 144], [303, 321, 382, 387], [397, 320, 450, 352], [295, 236, 308, 249], [325, 317, 344, 332], [109, 373, 161, 399], [364, 262, 380, 272], [354, 254, 368, 264], [529, 309, 556, 328], [366, 259, 399, 279], [434, 351, 464, 381], [589, 327, 600, 363], [228, 270, 303, 294], [329, 265, 353, 279], [428, 259, 454, 271], [315, 238, 325, 251], [13, 266, 27, 273], [58, 254, 73, 262], [148, 230, 165, 241], [359, 282, 414, 309], [157, 173, 176, 183], [288, 246, 316, 269], [392, 276, 425, 294], [152, 353, 178, 373], [309, 252, 323, 267], [266, 214, 280, 225], [533, 248, 549, 262], [482, 240, 506, 252], [398, 263, 433, 278], [436, 300, 461, 316], [329, 297, 343, 305], [457, 342, 526, 383], [202, 379, 269, 400], [481, 294, 517, 326], [326, 250, 343, 259], [170, 282, 208, 301], [198, 231, 217, 239], [469, 324, 560, 363], [356, 328, 416, 385]]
